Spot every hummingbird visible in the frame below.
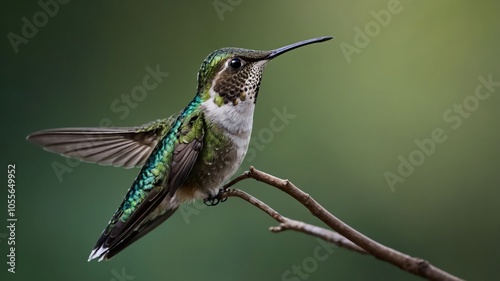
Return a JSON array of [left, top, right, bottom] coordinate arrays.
[[27, 36, 333, 261]]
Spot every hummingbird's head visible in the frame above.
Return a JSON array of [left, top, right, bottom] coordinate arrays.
[[196, 36, 333, 107], [196, 36, 333, 137]]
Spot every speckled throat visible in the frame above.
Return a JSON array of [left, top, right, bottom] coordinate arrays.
[[212, 61, 266, 105]]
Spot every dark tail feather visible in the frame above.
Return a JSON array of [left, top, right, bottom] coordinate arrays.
[[89, 207, 178, 261], [105, 207, 178, 260]]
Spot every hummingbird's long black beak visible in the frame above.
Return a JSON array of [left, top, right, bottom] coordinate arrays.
[[265, 36, 334, 60]]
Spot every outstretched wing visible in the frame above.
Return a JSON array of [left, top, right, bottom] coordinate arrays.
[[88, 114, 205, 261], [27, 118, 175, 168]]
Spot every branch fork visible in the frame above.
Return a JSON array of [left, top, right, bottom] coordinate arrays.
[[221, 166, 463, 281]]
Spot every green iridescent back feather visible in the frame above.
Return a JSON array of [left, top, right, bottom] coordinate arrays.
[[112, 95, 204, 224]]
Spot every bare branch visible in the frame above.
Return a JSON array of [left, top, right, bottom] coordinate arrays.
[[223, 188, 366, 254], [222, 167, 463, 281]]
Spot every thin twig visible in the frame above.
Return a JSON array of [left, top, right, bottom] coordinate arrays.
[[223, 188, 366, 254], [222, 167, 463, 281]]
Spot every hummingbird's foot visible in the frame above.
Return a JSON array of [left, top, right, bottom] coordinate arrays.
[[203, 188, 229, 206]]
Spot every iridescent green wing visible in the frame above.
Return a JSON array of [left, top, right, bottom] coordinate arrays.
[[27, 117, 176, 168], [89, 113, 206, 261]]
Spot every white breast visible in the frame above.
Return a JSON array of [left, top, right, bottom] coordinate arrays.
[[201, 86, 255, 160]]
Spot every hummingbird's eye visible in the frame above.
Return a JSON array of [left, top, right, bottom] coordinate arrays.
[[229, 58, 242, 69]]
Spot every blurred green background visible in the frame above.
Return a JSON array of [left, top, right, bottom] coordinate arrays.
[[1, 1, 499, 280]]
